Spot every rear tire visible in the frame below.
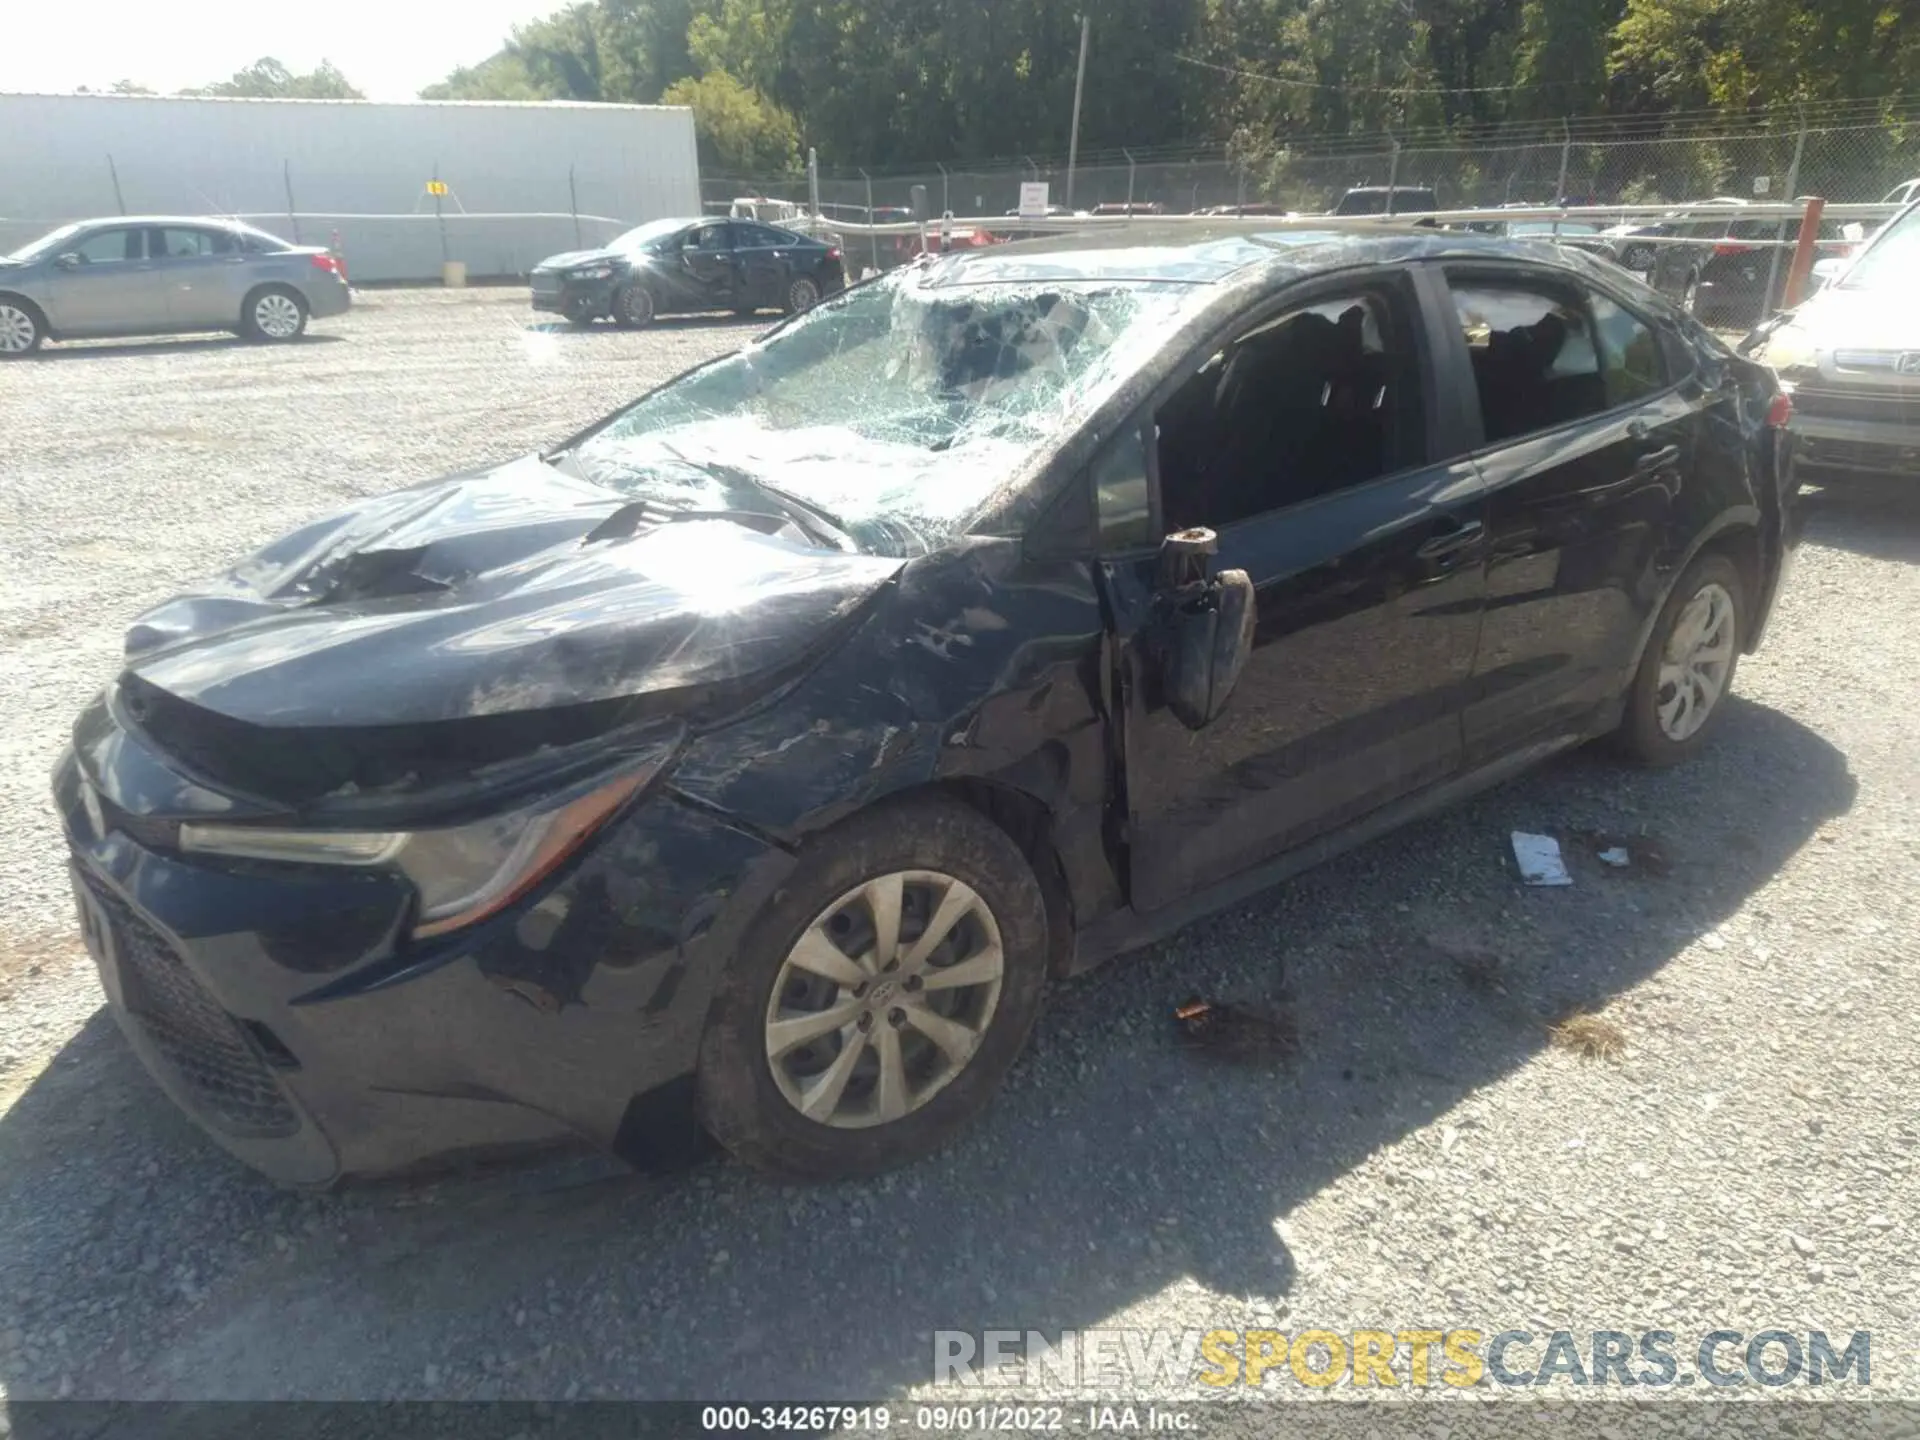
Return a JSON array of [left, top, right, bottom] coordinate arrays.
[[614, 284, 655, 329], [0, 297, 46, 356], [242, 286, 307, 342], [697, 796, 1049, 1179], [783, 275, 822, 315], [1613, 552, 1745, 766]]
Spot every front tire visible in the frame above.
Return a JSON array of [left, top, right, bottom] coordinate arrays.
[[562, 293, 600, 327], [614, 284, 655, 329], [243, 286, 307, 342], [0, 297, 44, 356], [1614, 552, 1744, 766], [697, 796, 1049, 1179]]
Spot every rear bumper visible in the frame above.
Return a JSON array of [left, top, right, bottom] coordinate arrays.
[[305, 279, 351, 321], [1791, 413, 1920, 478]]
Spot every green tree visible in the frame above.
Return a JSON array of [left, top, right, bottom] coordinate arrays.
[[661, 68, 801, 171], [185, 57, 364, 99]]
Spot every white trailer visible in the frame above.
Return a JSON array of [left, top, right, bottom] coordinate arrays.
[[0, 93, 702, 282]]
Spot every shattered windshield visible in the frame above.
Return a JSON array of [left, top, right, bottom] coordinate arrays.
[[568, 268, 1202, 557], [1841, 205, 1920, 290]]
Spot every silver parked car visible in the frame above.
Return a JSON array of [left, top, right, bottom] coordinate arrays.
[[1747, 197, 1920, 481], [0, 216, 350, 356]]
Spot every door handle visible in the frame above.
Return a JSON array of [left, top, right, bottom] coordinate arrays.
[[1416, 517, 1485, 560], [1632, 443, 1682, 475]]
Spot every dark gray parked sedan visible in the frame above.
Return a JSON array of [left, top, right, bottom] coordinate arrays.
[[0, 216, 351, 356]]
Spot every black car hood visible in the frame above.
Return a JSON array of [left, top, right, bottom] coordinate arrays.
[[120, 455, 906, 745], [534, 248, 627, 270]]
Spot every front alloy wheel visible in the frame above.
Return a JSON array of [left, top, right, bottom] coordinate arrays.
[[697, 796, 1049, 1178], [0, 301, 42, 356], [765, 871, 1005, 1128]]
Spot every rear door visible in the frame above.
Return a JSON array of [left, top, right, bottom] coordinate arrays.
[[680, 221, 740, 309], [731, 223, 791, 308], [1096, 270, 1489, 913], [41, 225, 166, 335], [147, 225, 247, 329], [1429, 263, 1696, 764]]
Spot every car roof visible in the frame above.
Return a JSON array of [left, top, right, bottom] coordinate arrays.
[[914, 224, 1609, 287], [68, 215, 265, 228]]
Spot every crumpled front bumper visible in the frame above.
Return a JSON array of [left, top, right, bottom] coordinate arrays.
[[53, 728, 793, 1186]]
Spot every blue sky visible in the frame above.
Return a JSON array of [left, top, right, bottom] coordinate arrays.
[[1, 0, 559, 101]]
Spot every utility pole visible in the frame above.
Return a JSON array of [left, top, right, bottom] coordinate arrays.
[[1066, 13, 1090, 211]]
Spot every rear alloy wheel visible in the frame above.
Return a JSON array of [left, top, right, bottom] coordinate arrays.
[[784, 275, 822, 315], [1614, 552, 1745, 765], [614, 284, 655, 329], [0, 300, 44, 356], [697, 797, 1048, 1178], [244, 287, 307, 342]]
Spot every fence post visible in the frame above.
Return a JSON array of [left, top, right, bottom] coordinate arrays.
[[861, 167, 878, 276], [937, 162, 949, 217], [1763, 109, 1809, 323], [1554, 118, 1572, 235], [1123, 148, 1136, 214], [1386, 134, 1400, 215], [568, 165, 582, 249], [283, 160, 300, 243], [106, 153, 126, 215], [433, 161, 449, 266], [1782, 196, 1825, 311], [808, 147, 821, 220]]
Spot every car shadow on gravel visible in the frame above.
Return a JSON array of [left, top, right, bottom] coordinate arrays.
[[0, 698, 1854, 1409], [30, 335, 347, 362]]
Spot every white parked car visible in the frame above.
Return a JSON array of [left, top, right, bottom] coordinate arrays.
[[1750, 197, 1920, 481]]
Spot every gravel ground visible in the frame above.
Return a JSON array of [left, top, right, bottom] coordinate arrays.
[[0, 289, 1916, 1421]]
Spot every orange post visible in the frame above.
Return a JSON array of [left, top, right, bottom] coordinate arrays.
[[1781, 196, 1826, 310]]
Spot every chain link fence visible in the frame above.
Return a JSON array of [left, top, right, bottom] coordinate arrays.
[[703, 110, 1920, 221]]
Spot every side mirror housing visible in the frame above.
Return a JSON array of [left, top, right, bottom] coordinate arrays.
[[1155, 527, 1256, 730], [54, 252, 81, 270]]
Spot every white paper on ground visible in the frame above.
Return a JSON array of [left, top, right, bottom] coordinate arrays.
[[1512, 831, 1573, 886], [1598, 846, 1631, 868]]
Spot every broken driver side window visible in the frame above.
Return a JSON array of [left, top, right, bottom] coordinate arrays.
[[1155, 289, 1420, 533]]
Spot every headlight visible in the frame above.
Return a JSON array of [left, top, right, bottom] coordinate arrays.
[[1756, 324, 1818, 382], [570, 265, 615, 281], [180, 761, 661, 938]]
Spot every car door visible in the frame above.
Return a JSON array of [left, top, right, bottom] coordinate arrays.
[[731, 223, 791, 308], [1094, 271, 1489, 914], [1429, 263, 1697, 765], [147, 225, 246, 330], [40, 225, 167, 335], [679, 222, 740, 309]]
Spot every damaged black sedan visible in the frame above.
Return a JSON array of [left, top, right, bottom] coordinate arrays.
[[58, 227, 1798, 1185]]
